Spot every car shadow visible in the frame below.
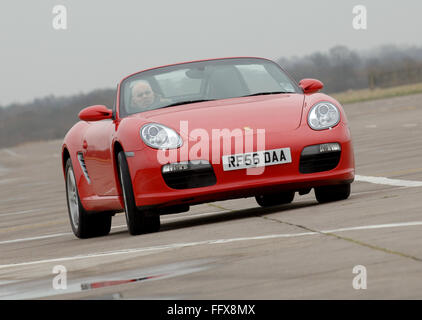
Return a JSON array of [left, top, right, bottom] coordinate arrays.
[[159, 200, 317, 233], [108, 200, 318, 237]]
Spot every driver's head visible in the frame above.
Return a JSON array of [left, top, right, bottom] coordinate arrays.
[[130, 80, 155, 110]]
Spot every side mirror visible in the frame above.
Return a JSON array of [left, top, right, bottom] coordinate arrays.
[[299, 79, 324, 94], [79, 105, 113, 121]]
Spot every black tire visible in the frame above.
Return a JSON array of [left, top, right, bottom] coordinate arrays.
[[255, 191, 295, 208], [65, 158, 112, 239], [315, 183, 351, 204], [117, 151, 160, 235]]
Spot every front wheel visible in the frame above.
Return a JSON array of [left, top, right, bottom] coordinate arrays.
[[117, 151, 160, 235], [65, 158, 112, 238], [314, 183, 351, 203]]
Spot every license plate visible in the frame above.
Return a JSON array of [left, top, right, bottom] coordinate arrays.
[[222, 148, 292, 171]]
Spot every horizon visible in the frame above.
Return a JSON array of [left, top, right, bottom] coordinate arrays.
[[1, 42, 421, 108]]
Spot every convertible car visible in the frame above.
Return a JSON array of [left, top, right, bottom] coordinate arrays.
[[62, 57, 354, 238]]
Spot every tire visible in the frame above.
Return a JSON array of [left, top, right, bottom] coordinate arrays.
[[117, 151, 160, 235], [65, 158, 112, 239], [255, 191, 295, 208], [314, 183, 351, 204]]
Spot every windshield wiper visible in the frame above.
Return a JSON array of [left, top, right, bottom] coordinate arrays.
[[158, 93, 292, 109], [241, 91, 293, 97], [160, 99, 216, 109]]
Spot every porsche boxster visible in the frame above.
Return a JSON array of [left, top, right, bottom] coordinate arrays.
[[62, 57, 354, 238]]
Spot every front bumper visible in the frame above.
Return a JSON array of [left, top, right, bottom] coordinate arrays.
[[127, 123, 355, 208]]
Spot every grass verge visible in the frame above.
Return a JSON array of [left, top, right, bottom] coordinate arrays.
[[332, 82, 422, 104]]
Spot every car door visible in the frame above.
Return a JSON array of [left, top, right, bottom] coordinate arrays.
[[82, 120, 118, 197]]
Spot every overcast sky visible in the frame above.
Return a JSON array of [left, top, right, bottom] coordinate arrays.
[[1, 0, 421, 106]]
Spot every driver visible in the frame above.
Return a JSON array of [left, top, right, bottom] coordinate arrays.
[[129, 80, 168, 113]]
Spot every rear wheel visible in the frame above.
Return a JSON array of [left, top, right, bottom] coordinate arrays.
[[117, 151, 160, 235], [255, 191, 295, 208], [65, 158, 112, 238], [314, 183, 351, 203]]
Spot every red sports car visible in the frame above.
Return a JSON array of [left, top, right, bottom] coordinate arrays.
[[62, 57, 354, 238]]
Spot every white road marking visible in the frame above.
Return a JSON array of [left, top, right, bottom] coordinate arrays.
[[2, 149, 21, 157], [0, 280, 21, 286], [0, 212, 229, 246], [365, 124, 377, 128], [355, 175, 422, 187], [0, 233, 71, 245], [403, 123, 418, 128], [1, 220, 422, 270], [0, 178, 22, 185], [1, 209, 42, 217], [352, 186, 408, 196], [322, 221, 422, 233], [0, 196, 30, 203], [0, 225, 127, 245]]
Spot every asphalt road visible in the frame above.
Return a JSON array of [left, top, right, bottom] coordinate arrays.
[[1, 93, 422, 300]]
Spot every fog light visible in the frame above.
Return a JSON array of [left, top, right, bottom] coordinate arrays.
[[300, 143, 342, 174], [301, 143, 341, 156], [319, 143, 341, 153], [162, 160, 211, 173], [162, 162, 190, 173], [161, 160, 216, 189]]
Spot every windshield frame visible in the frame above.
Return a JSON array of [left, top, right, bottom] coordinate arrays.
[[118, 57, 301, 118]]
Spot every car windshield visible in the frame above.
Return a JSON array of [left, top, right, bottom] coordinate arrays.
[[119, 58, 300, 117]]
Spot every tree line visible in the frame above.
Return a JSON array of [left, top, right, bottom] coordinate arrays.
[[1, 44, 422, 149], [278, 44, 422, 92], [0, 89, 115, 149]]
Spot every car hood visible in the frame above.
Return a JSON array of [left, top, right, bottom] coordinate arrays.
[[131, 94, 305, 137]]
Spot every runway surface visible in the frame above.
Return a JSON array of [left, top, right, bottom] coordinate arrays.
[[1, 93, 422, 299]]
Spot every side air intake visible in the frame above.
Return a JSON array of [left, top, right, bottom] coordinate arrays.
[[77, 152, 91, 184]]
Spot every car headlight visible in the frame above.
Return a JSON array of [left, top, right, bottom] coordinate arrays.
[[140, 123, 183, 149], [308, 102, 340, 130]]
